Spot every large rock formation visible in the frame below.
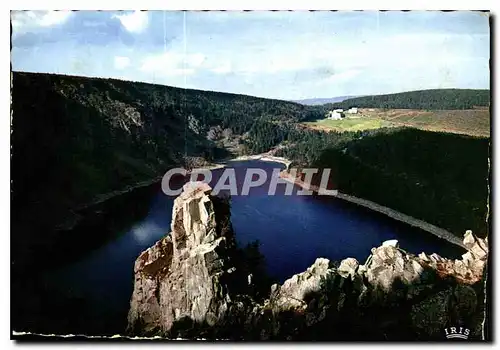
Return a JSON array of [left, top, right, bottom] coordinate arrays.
[[127, 182, 237, 335], [127, 182, 489, 340]]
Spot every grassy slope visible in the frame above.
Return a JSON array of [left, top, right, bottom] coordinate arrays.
[[301, 89, 490, 137], [302, 108, 490, 137], [302, 115, 392, 132], [371, 108, 490, 137]]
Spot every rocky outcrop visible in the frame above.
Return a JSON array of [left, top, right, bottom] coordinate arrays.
[[418, 230, 488, 284], [270, 258, 333, 311], [258, 234, 487, 340], [127, 182, 237, 335], [127, 182, 488, 340]]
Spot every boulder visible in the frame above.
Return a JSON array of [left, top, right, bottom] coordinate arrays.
[[366, 245, 422, 291], [271, 258, 334, 311], [338, 258, 359, 279], [463, 230, 476, 249], [382, 239, 399, 248], [418, 252, 430, 262]]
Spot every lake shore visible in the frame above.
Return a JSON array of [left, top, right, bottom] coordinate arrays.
[[60, 160, 227, 230], [219, 154, 292, 169], [67, 154, 465, 249], [278, 170, 466, 249], [212, 155, 464, 249]]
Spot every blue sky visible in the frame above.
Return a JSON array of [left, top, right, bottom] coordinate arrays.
[[11, 11, 490, 100]]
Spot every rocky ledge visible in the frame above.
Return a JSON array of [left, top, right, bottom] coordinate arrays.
[[127, 182, 488, 340]]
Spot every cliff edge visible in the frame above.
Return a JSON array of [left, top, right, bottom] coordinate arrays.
[[127, 183, 488, 340]]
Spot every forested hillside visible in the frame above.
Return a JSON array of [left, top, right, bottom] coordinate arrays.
[[11, 72, 322, 230], [192, 106, 490, 239], [310, 129, 490, 237], [11, 72, 490, 244], [328, 89, 490, 110]]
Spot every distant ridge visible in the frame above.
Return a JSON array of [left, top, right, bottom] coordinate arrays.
[[292, 96, 360, 105]]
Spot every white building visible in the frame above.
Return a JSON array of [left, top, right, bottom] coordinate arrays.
[[346, 107, 358, 114], [327, 109, 343, 120]]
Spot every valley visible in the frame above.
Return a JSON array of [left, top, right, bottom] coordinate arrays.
[[10, 72, 491, 338]]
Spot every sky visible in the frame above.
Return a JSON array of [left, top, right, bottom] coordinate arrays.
[[11, 10, 490, 100]]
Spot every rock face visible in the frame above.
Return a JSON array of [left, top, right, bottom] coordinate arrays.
[[127, 182, 236, 335], [270, 258, 333, 311], [127, 182, 489, 340]]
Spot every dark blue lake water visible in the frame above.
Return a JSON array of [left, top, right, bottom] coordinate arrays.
[[41, 160, 464, 335]]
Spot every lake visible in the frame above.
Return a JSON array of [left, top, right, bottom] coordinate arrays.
[[35, 160, 464, 335]]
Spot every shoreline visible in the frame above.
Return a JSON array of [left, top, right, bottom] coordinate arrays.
[[74, 161, 228, 212], [334, 192, 465, 248], [57, 175, 164, 231], [204, 155, 465, 249], [220, 154, 292, 169], [66, 155, 465, 249], [60, 160, 228, 230], [278, 171, 466, 249]]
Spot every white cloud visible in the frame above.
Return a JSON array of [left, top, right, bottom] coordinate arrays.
[[11, 10, 72, 31], [186, 53, 206, 68], [11, 11, 489, 99], [217, 31, 485, 82], [112, 11, 149, 33], [323, 69, 363, 83], [211, 62, 232, 74], [139, 52, 205, 77], [237, 52, 312, 74], [114, 56, 131, 70], [212, 31, 488, 80], [38, 11, 73, 27]]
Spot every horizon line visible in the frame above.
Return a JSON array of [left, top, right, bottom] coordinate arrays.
[[11, 69, 491, 103]]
